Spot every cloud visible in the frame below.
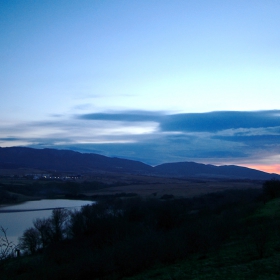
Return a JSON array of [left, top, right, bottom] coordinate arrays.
[[77, 110, 165, 122], [77, 110, 280, 168], [1, 110, 280, 169], [77, 110, 280, 135], [160, 110, 280, 133]]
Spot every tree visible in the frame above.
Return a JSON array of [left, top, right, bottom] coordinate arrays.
[[0, 226, 15, 260], [18, 227, 40, 254], [18, 209, 70, 255], [33, 218, 52, 249], [50, 208, 70, 242]]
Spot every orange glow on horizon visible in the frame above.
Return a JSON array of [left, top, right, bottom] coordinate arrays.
[[243, 164, 280, 175]]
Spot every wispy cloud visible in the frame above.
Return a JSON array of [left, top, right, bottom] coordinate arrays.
[[78, 110, 165, 122]]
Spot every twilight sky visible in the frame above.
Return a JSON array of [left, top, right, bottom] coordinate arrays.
[[1, 1, 280, 173]]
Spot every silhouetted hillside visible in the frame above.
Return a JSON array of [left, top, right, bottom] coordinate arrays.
[[0, 147, 152, 174], [0, 147, 279, 180], [153, 162, 279, 180]]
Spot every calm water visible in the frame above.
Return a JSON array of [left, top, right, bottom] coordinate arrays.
[[0, 199, 94, 244]]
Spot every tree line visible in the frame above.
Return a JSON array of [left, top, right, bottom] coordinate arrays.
[[14, 187, 263, 279]]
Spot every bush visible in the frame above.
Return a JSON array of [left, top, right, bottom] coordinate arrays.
[[263, 179, 280, 200]]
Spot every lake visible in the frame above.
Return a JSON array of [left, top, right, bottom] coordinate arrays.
[[0, 199, 94, 245]]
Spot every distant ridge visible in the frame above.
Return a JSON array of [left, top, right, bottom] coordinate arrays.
[[0, 147, 151, 174], [0, 147, 279, 180], [153, 162, 280, 180]]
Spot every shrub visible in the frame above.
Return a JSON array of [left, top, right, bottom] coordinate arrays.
[[263, 179, 280, 200]]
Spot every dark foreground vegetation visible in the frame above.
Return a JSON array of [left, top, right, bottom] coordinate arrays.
[[1, 180, 280, 279]]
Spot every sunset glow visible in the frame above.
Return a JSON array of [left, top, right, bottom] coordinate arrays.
[[244, 165, 280, 176]]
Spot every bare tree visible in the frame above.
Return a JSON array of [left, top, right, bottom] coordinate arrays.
[[0, 226, 15, 260], [33, 218, 52, 249], [50, 208, 70, 242], [18, 227, 40, 254], [17, 209, 70, 254]]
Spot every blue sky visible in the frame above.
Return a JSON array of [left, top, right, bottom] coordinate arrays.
[[1, 1, 280, 173]]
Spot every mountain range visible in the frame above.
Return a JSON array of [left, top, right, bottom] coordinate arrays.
[[0, 147, 279, 181]]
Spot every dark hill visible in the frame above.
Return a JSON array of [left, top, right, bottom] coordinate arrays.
[[0, 147, 279, 180], [0, 147, 152, 174], [153, 162, 280, 180]]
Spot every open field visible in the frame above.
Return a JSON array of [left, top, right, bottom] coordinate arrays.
[[81, 171, 263, 198], [0, 168, 264, 202], [86, 179, 263, 198]]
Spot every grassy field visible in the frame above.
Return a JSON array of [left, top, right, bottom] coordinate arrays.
[[125, 198, 280, 280], [124, 248, 280, 280], [252, 198, 280, 218], [87, 179, 262, 198], [0, 171, 263, 205]]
